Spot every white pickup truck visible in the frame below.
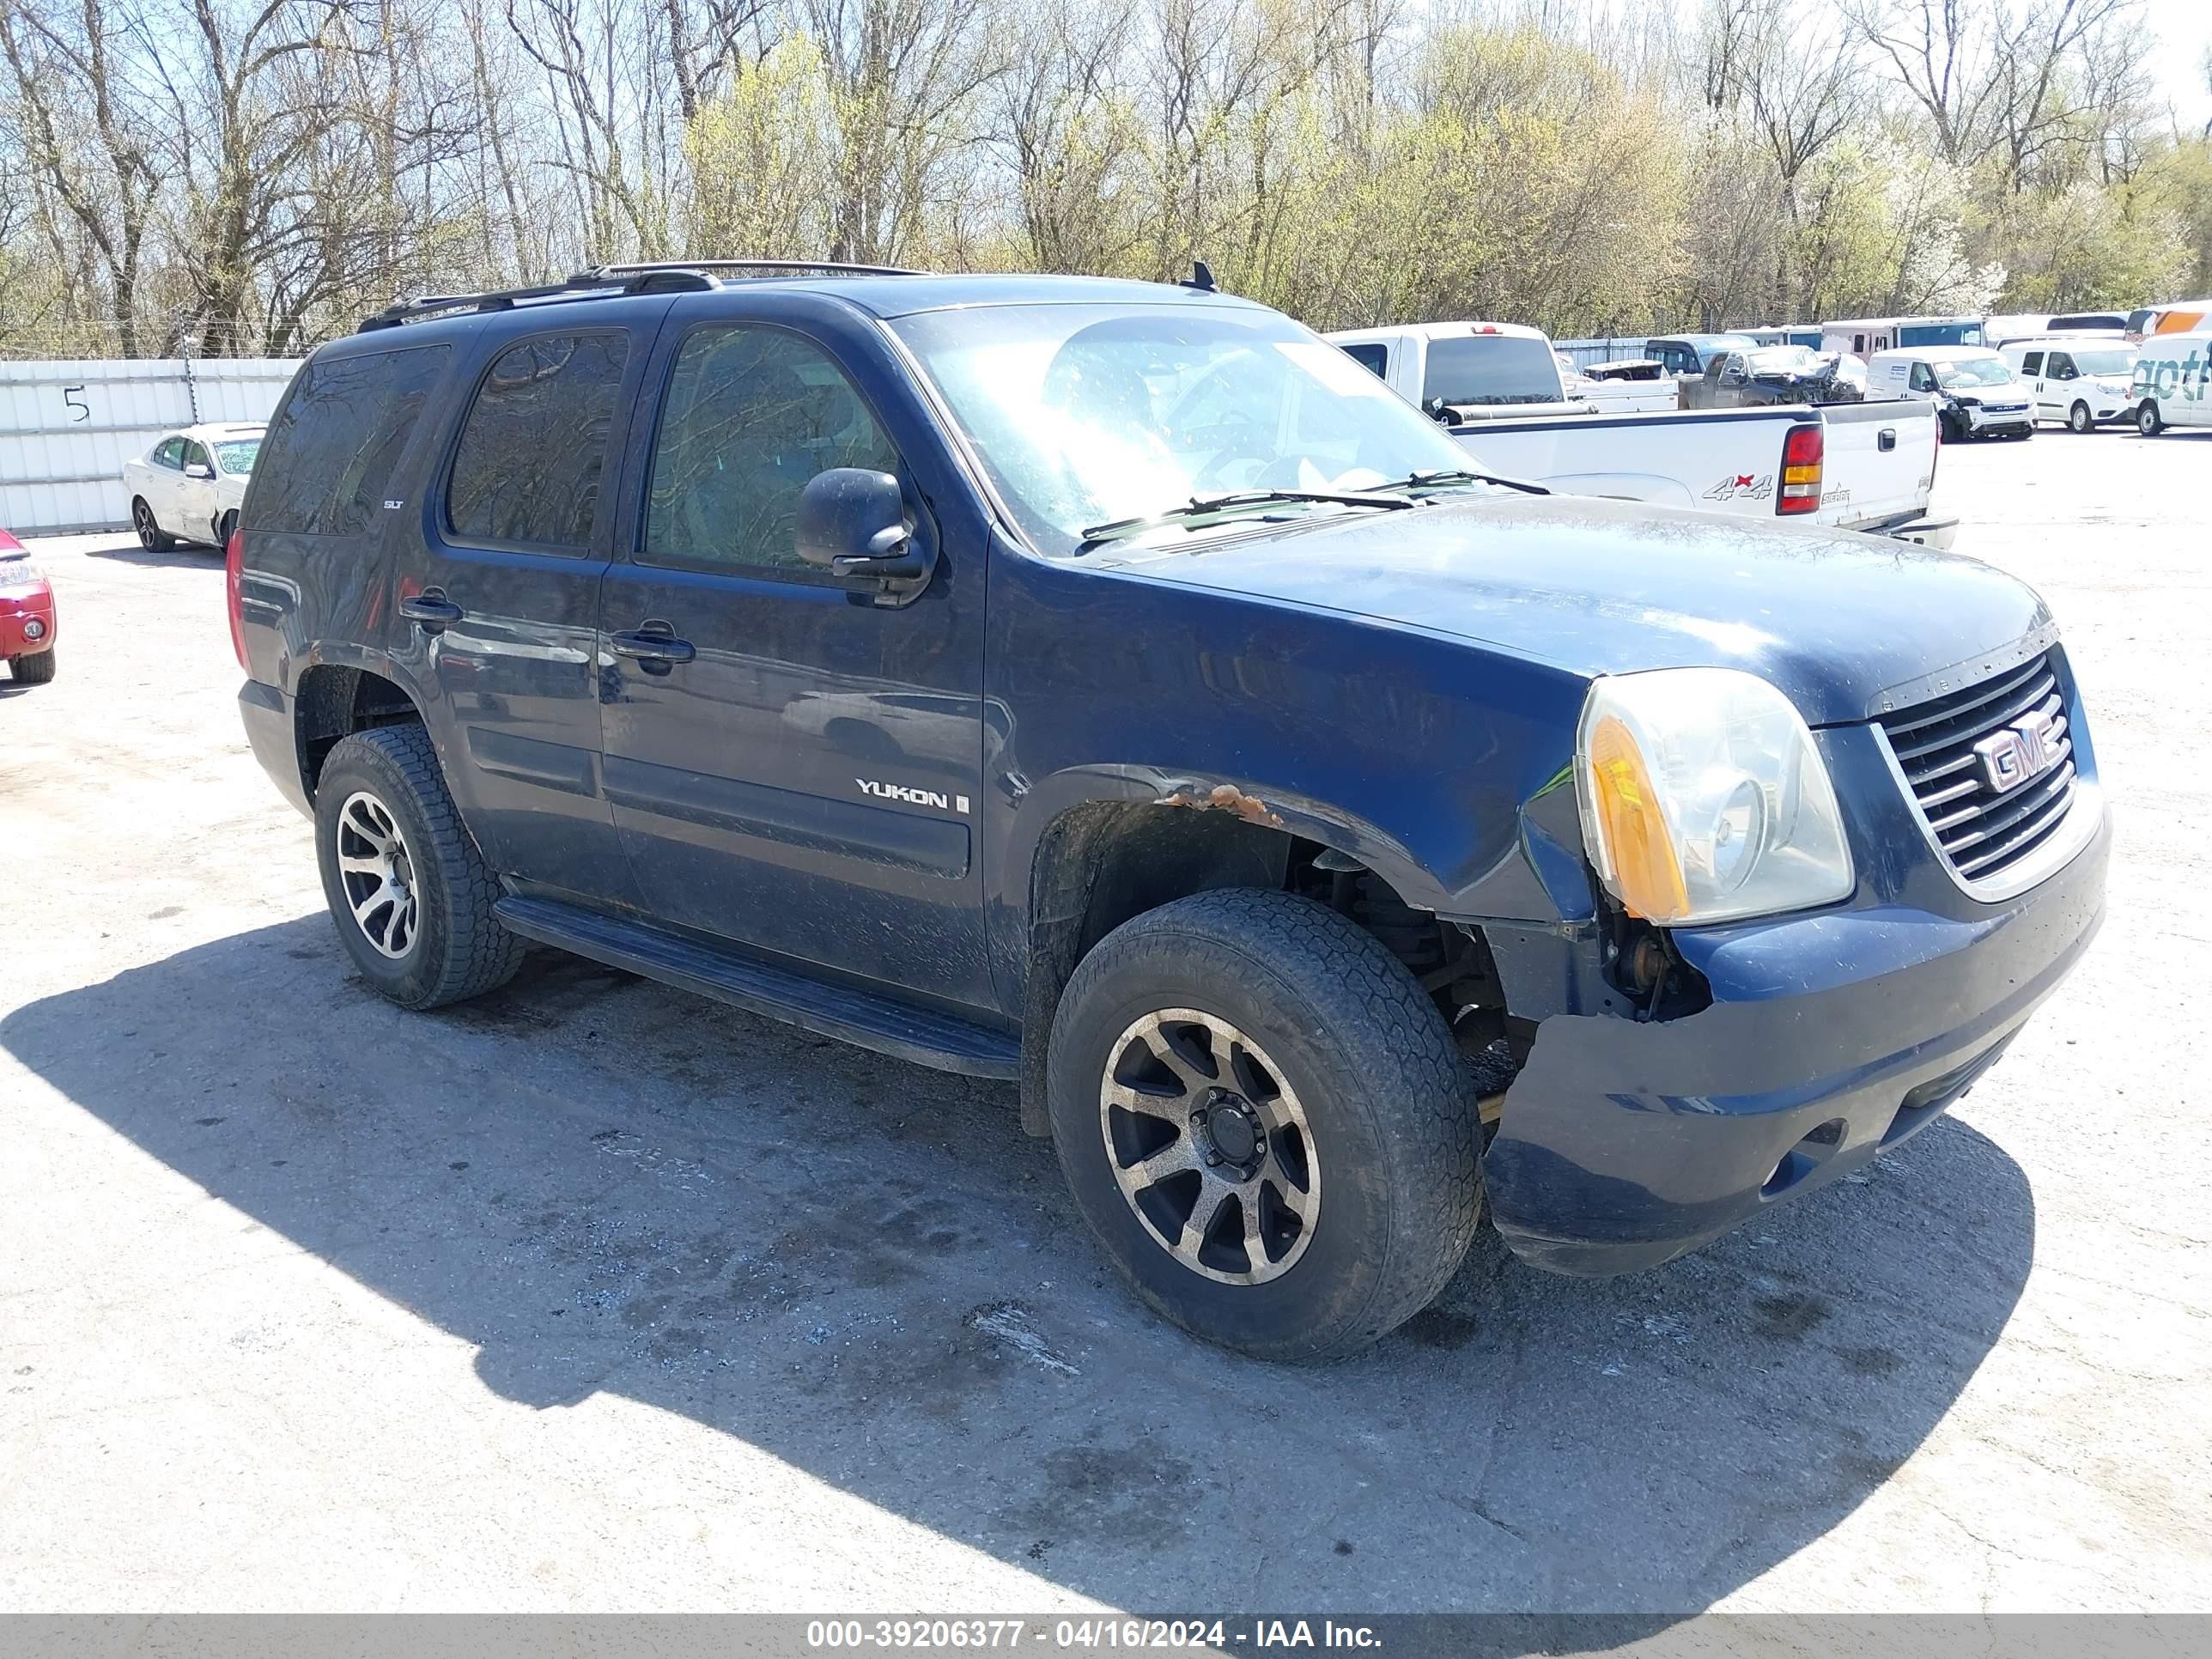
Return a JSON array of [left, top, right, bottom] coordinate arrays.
[[1326, 320, 1956, 548]]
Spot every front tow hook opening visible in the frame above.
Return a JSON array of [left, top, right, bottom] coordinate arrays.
[[1761, 1117, 1847, 1199]]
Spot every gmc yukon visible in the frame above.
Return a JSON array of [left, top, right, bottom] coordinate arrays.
[[229, 265, 2107, 1360]]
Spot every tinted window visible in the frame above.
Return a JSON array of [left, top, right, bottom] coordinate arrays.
[[1419, 335, 1563, 405], [154, 438, 185, 469], [2047, 353, 2076, 378], [643, 325, 899, 574], [253, 345, 451, 536], [1340, 342, 1388, 378], [1901, 322, 1984, 347], [2021, 352, 2044, 374], [447, 333, 629, 552]]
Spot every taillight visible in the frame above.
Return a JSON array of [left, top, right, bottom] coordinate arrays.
[[225, 527, 247, 671], [1778, 423, 1823, 514]]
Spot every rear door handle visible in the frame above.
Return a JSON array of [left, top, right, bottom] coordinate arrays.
[[398, 592, 464, 632], [609, 627, 696, 670]]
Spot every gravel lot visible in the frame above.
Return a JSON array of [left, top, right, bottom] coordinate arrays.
[[3, 429, 2208, 1617]]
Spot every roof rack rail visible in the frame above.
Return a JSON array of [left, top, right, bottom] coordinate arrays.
[[584, 258, 928, 279], [356, 266, 720, 333]]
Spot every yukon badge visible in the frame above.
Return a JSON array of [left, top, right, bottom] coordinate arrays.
[[858, 777, 970, 814]]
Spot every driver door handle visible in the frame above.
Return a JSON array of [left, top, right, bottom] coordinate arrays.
[[609, 628, 696, 665]]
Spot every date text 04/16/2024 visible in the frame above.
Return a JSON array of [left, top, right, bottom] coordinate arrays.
[[804, 1620, 1383, 1650]]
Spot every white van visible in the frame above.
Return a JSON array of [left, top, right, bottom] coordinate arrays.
[[1867, 346, 2033, 440], [1998, 337, 2140, 431], [2130, 331, 2212, 435], [1823, 315, 1985, 356]]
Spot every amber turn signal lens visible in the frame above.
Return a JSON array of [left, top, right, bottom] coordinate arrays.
[[1584, 714, 1691, 921]]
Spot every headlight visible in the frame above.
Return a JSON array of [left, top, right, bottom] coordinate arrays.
[[1575, 668, 1855, 925]]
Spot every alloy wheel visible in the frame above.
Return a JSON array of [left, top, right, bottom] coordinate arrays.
[[1097, 1008, 1320, 1285], [133, 501, 158, 549], [335, 789, 421, 959]]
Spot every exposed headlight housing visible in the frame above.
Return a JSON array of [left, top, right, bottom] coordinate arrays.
[[1575, 668, 1855, 925]]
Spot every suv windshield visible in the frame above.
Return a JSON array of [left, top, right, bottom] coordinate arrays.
[[888, 303, 1484, 555], [1419, 335, 1564, 406], [1935, 357, 2014, 388], [215, 439, 261, 475]]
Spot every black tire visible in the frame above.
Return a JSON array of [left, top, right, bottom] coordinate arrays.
[[2138, 401, 2164, 436], [313, 723, 524, 1010], [8, 647, 56, 684], [1048, 889, 1480, 1362], [2068, 402, 2093, 434], [131, 496, 175, 551], [1939, 411, 1966, 443], [217, 508, 238, 547]]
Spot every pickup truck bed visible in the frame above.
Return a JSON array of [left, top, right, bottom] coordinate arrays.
[[1449, 399, 1954, 547]]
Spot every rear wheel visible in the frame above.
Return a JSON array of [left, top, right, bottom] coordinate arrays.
[[8, 647, 56, 684], [2138, 401, 2165, 436], [1048, 889, 1481, 1362], [216, 508, 238, 547], [132, 497, 175, 551], [2068, 401, 2093, 434], [313, 723, 524, 1009]]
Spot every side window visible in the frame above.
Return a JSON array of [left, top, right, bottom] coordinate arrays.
[[2021, 352, 2043, 375], [154, 437, 185, 469], [182, 440, 211, 471], [642, 325, 901, 575], [1909, 364, 1936, 392], [1340, 342, 1389, 380], [1853, 334, 1867, 356], [2048, 353, 2075, 380], [253, 344, 451, 536], [447, 332, 629, 552]]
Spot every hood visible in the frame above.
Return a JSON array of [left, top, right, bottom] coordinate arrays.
[[1110, 493, 2051, 725]]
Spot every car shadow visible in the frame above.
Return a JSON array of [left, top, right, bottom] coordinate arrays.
[[1, 916, 2036, 1619], [82, 538, 223, 567]]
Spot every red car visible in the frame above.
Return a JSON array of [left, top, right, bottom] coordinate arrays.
[[1, 528, 57, 684]]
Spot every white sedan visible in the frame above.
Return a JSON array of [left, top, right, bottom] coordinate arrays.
[[121, 422, 264, 551]]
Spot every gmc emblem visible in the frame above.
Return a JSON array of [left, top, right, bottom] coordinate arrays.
[[1972, 709, 2059, 793]]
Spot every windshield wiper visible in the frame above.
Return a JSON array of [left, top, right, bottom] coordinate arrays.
[[1076, 488, 1414, 550], [1373, 466, 1550, 498]]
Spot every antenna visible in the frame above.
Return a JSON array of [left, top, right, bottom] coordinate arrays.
[[1182, 260, 1218, 294]]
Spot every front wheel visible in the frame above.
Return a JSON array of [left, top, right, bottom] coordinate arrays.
[[216, 508, 238, 547], [8, 647, 56, 684], [2138, 401, 2165, 436], [131, 496, 175, 551], [1048, 890, 1481, 1362], [314, 723, 524, 1009], [2068, 402, 2094, 434], [1939, 410, 1966, 443]]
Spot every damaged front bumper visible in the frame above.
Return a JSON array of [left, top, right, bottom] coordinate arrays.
[[1480, 791, 2110, 1277]]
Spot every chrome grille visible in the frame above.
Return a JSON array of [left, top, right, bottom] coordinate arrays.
[[1878, 652, 2077, 884]]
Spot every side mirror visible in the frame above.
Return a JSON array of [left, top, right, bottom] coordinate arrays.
[[796, 468, 927, 589], [185, 461, 214, 480]]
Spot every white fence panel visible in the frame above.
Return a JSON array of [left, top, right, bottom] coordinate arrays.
[[1553, 337, 1652, 371], [0, 358, 301, 534]]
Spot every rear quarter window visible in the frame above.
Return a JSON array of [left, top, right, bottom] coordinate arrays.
[[252, 345, 452, 536]]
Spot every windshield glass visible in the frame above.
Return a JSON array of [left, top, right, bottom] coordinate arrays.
[[1903, 321, 1984, 347], [1419, 335, 1563, 405], [2069, 348, 2137, 376], [888, 303, 1484, 555], [1934, 357, 2014, 388], [214, 439, 261, 474]]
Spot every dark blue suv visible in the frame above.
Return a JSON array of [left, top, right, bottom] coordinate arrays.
[[229, 264, 2108, 1360]]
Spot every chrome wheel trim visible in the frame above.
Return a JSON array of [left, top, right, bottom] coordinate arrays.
[[336, 789, 421, 960], [1098, 1007, 1320, 1286]]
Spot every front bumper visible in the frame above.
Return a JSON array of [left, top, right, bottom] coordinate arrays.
[[0, 586, 56, 657], [1963, 404, 2033, 434], [1483, 793, 2108, 1276]]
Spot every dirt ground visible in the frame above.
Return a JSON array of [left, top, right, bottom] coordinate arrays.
[[3, 428, 2207, 1616]]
